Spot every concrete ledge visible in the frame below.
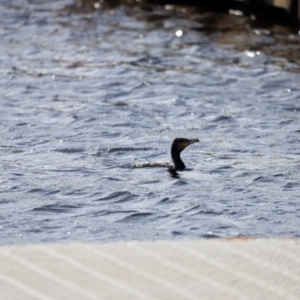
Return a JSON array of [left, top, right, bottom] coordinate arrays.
[[1, 238, 300, 299]]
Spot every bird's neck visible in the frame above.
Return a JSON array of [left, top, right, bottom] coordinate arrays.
[[171, 150, 185, 170]]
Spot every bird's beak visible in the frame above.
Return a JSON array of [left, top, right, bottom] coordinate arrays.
[[187, 139, 199, 146]]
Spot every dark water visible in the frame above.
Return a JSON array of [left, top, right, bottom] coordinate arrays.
[[1, 0, 300, 245]]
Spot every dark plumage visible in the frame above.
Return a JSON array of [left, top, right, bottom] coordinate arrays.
[[171, 138, 199, 170]]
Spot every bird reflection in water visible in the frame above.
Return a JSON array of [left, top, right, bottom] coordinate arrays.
[[168, 168, 180, 178]]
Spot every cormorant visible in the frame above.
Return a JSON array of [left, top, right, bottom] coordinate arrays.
[[171, 138, 199, 170], [132, 138, 199, 178]]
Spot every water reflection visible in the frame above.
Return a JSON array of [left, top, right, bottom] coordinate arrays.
[[175, 29, 183, 37], [168, 168, 180, 178], [70, 0, 300, 73]]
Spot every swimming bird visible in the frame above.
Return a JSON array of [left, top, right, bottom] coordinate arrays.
[[171, 138, 199, 170], [132, 137, 199, 177]]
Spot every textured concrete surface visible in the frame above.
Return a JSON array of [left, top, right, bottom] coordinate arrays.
[[1, 238, 300, 299]]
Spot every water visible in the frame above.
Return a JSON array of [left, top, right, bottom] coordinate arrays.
[[1, 0, 300, 245]]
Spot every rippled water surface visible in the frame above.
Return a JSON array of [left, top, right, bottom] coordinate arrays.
[[1, 0, 300, 245]]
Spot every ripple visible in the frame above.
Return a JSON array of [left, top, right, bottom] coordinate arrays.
[[32, 204, 80, 213], [53, 147, 85, 153], [210, 166, 232, 173], [172, 180, 188, 186], [201, 209, 223, 216], [184, 204, 204, 213], [233, 171, 252, 177], [283, 182, 300, 189], [108, 147, 152, 153], [117, 212, 154, 223], [253, 176, 274, 183], [211, 115, 233, 122], [201, 233, 220, 238], [158, 197, 174, 204], [172, 230, 183, 235], [94, 191, 138, 203]]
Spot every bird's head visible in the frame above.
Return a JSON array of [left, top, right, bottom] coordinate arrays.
[[171, 138, 199, 153]]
